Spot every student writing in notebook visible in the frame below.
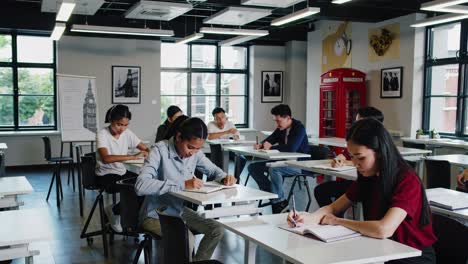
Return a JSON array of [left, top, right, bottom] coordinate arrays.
[[314, 106, 384, 209], [288, 118, 437, 264], [248, 104, 309, 213], [96, 105, 150, 232], [135, 118, 236, 261], [457, 168, 468, 191]]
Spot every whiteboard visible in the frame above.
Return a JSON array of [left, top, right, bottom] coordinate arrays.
[[57, 74, 99, 142]]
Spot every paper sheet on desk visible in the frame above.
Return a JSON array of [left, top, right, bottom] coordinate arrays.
[[184, 182, 237, 194], [310, 164, 356, 172], [123, 159, 145, 164]]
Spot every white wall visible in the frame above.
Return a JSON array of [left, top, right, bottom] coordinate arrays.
[[306, 14, 426, 137], [285, 41, 307, 123]]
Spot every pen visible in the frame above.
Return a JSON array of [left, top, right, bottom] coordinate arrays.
[[256, 135, 259, 145], [292, 195, 297, 227]]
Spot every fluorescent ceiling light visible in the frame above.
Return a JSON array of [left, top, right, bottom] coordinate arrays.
[[218, 35, 263, 46], [203, 6, 272, 26], [175, 33, 204, 44], [56, 0, 76, 21], [241, 0, 304, 8], [271, 7, 320, 26], [410, 13, 468, 27], [50, 22, 66, 41], [332, 0, 353, 4], [420, 0, 468, 10], [200, 27, 268, 36], [71, 24, 174, 37]]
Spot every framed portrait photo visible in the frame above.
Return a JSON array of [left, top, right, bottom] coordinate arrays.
[[381, 67, 403, 98], [261, 71, 283, 103], [112, 65, 141, 104]]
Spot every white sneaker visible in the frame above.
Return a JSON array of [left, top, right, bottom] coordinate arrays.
[[105, 204, 122, 233]]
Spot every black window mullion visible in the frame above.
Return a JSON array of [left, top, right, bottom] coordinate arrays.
[[187, 44, 192, 116], [12, 34, 18, 130]]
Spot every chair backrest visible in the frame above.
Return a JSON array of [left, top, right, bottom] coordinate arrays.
[[425, 160, 451, 189], [81, 153, 97, 190], [402, 141, 426, 150], [309, 145, 331, 160], [209, 144, 223, 168], [157, 206, 190, 264], [432, 213, 468, 264], [41, 136, 52, 161], [117, 177, 148, 235]]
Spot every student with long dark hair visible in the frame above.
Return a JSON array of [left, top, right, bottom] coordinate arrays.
[[288, 118, 437, 264], [96, 104, 149, 232], [135, 117, 236, 261]]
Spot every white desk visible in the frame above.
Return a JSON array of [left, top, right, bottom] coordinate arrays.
[[286, 160, 358, 181], [206, 139, 256, 175], [308, 137, 347, 148], [426, 154, 468, 188], [218, 213, 421, 264], [402, 137, 468, 150], [0, 208, 52, 263], [0, 176, 34, 209], [123, 160, 143, 174], [426, 188, 468, 221], [224, 146, 310, 160], [123, 161, 278, 218]]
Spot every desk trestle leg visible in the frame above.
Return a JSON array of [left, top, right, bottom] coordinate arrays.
[[244, 239, 257, 264]]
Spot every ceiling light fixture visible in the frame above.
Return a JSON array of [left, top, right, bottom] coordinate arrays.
[[420, 0, 468, 10], [331, 0, 353, 4], [410, 13, 468, 27], [434, 5, 468, 13], [71, 24, 174, 37], [50, 22, 66, 40], [241, 0, 304, 8], [175, 33, 204, 44], [218, 35, 263, 46], [271, 7, 320, 26], [56, 0, 76, 21], [200, 27, 268, 36]]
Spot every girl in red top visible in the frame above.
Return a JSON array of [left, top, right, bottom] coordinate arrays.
[[288, 118, 437, 264]]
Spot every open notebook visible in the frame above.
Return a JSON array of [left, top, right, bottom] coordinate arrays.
[[279, 224, 361, 243], [123, 159, 145, 164], [184, 182, 237, 194], [429, 194, 468, 210], [255, 149, 280, 154], [309, 163, 356, 172]]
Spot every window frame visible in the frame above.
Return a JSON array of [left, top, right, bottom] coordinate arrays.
[[161, 43, 249, 128], [0, 31, 57, 131], [423, 20, 468, 138]]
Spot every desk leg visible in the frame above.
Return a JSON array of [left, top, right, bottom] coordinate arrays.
[[450, 165, 460, 189], [244, 239, 257, 264], [234, 153, 242, 183], [222, 149, 230, 174]]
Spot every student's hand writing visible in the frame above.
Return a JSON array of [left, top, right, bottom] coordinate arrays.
[[320, 213, 339, 226], [228, 128, 238, 134], [331, 154, 346, 167], [263, 141, 273, 150], [185, 178, 204, 190], [253, 143, 263, 150], [133, 151, 148, 159], [287, 211, 304, 227], [457, 169, 468, 186], [233, 135, 240, 140], [223, 175, 237, 186]]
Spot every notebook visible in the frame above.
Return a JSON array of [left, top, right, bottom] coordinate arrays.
[[279, 224, 361, 243], [309, 164, 356, 172], [429, 195, 468, 210], [124, 158, 145, 164], [255, 149, 280, 154], [184, 182, 237, 194]]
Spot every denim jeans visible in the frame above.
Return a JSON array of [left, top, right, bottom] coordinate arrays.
[[248, 161, 301, 204]]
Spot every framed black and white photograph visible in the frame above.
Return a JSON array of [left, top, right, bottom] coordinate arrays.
[[261, 71, 283, 103], [112, 66, 141, 104], [381, 67, 403, 98]]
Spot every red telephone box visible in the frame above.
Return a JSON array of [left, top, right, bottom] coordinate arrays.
[[319, 68, 367, 138]]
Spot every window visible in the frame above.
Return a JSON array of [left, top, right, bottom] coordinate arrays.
[[423, 21, 468, 137], [0, 33, 56, 131], [160, 43, 249, 127]]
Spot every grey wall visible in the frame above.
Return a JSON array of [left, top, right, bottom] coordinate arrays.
[[306, 14, 426, 137], [285, 41, 307, 124]]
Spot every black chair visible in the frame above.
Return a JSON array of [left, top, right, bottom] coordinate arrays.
[[425, 159, 451, 189], [42, 136, 74, 208], [117, 177, 162, 264], [157, 206, 222, 264], [79, 154, 110, 257], [432, 213, 468, 264], [284, 145, 331, 212], [402, 141, 427, 150]]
